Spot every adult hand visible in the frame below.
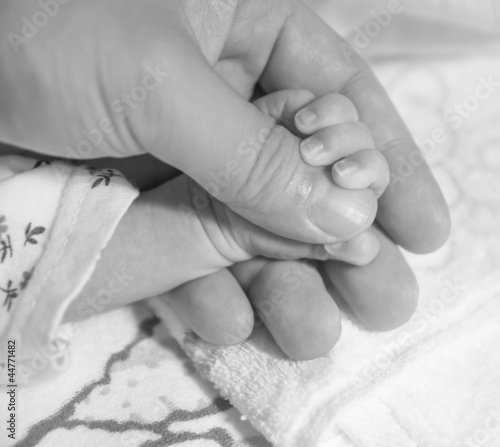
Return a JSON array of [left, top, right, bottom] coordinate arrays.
[[1, 0, 451, 359], [82, 147, 440, 360], [0, 0, 449, 248]]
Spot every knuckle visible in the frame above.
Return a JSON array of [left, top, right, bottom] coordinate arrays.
[[354, 121, 374, 140], [284, 89, 315, 117], [326, 93, 359, 121], [354, 188, 378, 229], [348, 121, 375, 149], [338, 122, 356, 148], [323, 93, 343, 117], [364, 148, 389, 170]]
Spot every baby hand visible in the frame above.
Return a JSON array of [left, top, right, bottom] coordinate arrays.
[[254, 89, 390, 197], [69, 89, 389, 331], [253, 89, 390, 260]]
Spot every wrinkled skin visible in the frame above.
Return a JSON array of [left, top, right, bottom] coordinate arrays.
[[0, 0, 450, 359]]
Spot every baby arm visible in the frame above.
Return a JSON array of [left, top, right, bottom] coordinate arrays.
[[66, 170, 378, 320], [68, 89, 390, 320]]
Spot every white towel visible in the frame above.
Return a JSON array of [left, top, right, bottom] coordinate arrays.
[[150, 276, 500, 446]]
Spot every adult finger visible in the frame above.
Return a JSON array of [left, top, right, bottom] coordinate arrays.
[[141, 17, 377, 244], [231, 257, 341, 360], [321, 226, 419, 331], [259, 1, 450, 253], [164, 269, 254, 345]]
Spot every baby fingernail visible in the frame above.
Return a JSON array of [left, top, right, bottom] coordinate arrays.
[[296, 109, 317, 127], [333, 159, 358, 177], [300, 137, 323, 160], [325, 242, 345, 255], [313, 245, 330, 261]]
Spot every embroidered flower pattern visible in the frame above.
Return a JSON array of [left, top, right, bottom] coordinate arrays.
[[0, 235, 13, 264], [1, 280, 18, 312], [33, 160, 52, 169], [1, 221, 43, 313], [91, 169, 122, 189], [0, 216, 14, 263], [24, 223, 46, 246], [1, 165, 123, 314], [20, 267, 35, 290]]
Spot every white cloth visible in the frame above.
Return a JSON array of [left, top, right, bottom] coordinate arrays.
[[0, 157, 138, 384]]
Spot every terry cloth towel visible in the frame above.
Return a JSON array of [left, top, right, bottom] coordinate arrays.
[[150, 277, 500, 446], [0, 157, 138, 385]]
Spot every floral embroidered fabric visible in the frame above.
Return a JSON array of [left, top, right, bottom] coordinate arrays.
[[0, 156, 138, 384]]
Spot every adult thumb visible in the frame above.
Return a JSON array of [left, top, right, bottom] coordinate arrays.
[[143, 39, 376, 244]]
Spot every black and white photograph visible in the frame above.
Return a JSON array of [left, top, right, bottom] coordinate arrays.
[[1, 1, 499, 446]]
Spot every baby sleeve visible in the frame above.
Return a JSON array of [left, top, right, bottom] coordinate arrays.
[[0, 155, 138, 384]]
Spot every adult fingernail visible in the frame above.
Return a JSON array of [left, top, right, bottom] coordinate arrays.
[[300, 137, 323, 160], [310, 179, 376, 239], [333, 159, 358, 177], [295, 109, 317, 128]]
